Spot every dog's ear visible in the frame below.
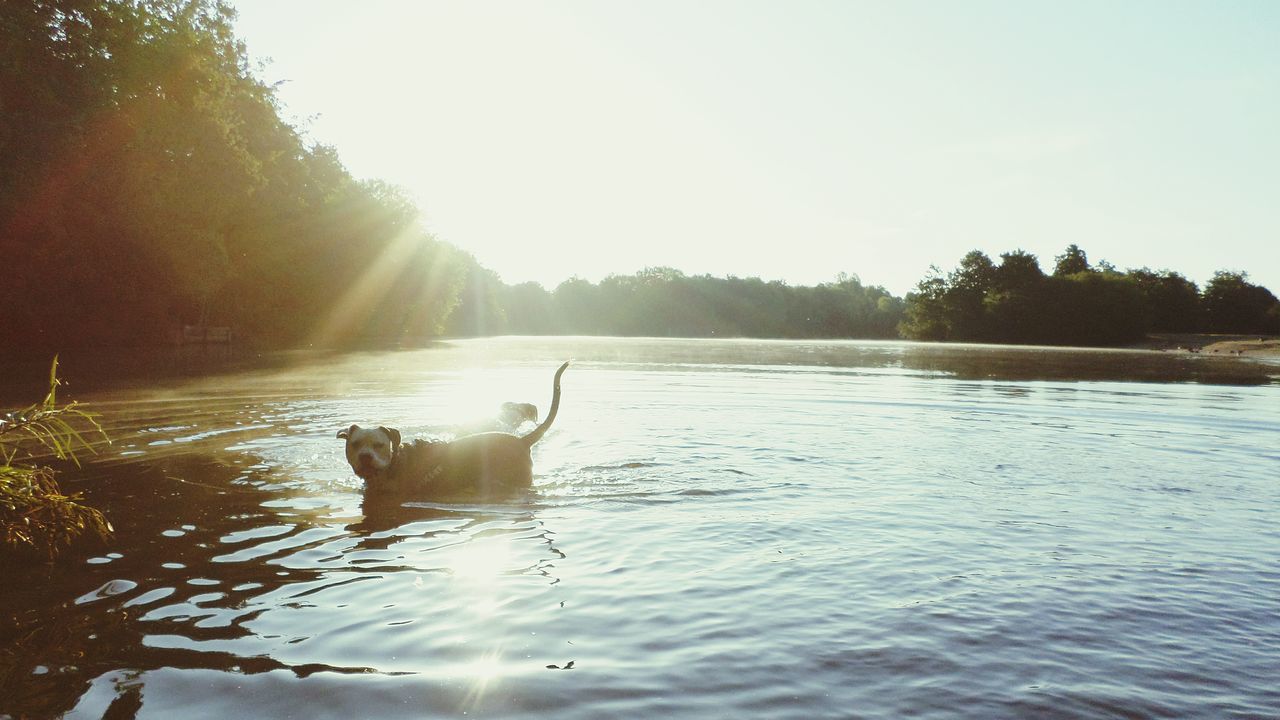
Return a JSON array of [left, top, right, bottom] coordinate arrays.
[[337, 424, 359, 440], [380, 426, 401, 447]]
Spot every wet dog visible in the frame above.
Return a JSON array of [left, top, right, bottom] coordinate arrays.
[[498, 401, 538, 427], [338, 361, 569, 498], [448, 401, 539, 437]]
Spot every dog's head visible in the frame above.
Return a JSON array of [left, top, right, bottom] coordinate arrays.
[[498, 402, 538, 426], [337, 424, 401, 481]]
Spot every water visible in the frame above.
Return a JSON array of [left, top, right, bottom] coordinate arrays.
[[2, 338, 1278, 719]]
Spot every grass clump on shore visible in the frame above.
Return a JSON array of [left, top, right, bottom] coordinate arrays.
[[1, 358, 112, 561]]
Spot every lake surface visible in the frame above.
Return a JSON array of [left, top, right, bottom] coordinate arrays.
[[2, 338, 1278, 719]]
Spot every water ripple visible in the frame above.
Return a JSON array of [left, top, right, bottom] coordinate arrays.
[[3, 340, 1278, 720]]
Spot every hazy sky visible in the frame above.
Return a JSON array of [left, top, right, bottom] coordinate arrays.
[[231, 0, 1279, 295]]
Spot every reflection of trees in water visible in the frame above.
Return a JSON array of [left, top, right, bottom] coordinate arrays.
[[636, 340, 1275, 386], [896, 345, 1273, 386], [0, 452, 327, 717], [0, 448, 564, 718]]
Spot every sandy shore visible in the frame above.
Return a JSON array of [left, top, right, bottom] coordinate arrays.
[[1200, 338, 1280, 358], [1137, 333, 1280, 358]]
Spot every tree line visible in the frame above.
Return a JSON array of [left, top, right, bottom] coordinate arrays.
[[2, 1, 1277, 352], [449, 267, 904, 339], [900, 245, 1280, 345], [0, 0, 904, 351]]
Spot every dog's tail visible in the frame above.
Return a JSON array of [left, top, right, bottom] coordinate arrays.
[[522, 361, 570, 448]]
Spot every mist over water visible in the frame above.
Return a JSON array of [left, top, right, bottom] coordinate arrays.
[[2, 338, 1278, 719]]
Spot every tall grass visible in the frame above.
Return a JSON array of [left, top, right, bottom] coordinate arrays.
[[1, 357, 112, 561]]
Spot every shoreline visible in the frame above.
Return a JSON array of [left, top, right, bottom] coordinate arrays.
[[1132, 333, 1280, 359]]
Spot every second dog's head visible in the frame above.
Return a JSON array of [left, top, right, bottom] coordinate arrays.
[[337, 424, 400, 481], [498, 402, 538, 427]]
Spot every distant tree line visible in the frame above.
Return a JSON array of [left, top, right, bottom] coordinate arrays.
[[900, 244, 1280, 345], [448, 268, 905, 339]]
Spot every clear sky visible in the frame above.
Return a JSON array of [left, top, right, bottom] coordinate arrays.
[[231, 0, 1279, 296]]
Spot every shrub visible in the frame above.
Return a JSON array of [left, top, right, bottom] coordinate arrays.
[[1, 358, 112, 561]]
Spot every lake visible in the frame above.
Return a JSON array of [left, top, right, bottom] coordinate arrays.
[[2, 337, 1278, 719]]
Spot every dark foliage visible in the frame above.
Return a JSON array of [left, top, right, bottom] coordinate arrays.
[[0, 0, 465, 350], [902, 247, 1279, 345], [1202, 271, 1280, 335]]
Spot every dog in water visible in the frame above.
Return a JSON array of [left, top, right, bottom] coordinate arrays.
[[447, 401, 539, 437], [498, 401, 538, 427], [338, 361, 569, 498]]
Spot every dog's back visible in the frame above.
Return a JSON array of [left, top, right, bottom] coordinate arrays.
[[432, 432, 534, 492]]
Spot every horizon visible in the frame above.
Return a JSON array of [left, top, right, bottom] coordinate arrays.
[[231, 0, 1280, 297]]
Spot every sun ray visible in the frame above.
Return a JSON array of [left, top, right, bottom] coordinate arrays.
[[307, 213, 436, 348]]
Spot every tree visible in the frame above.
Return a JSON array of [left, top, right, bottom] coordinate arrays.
[[1043, 272, 1146, 346], [984, 251, 1048, 343], [1203, 271, 1280, 334], [502, 282, 556, 334], [446, 259, 509, 337], [900, 268, 952, 341], [901, 248, 1153, 346], [944, 250, 995, 338], [1126, 268, 1201, 333], [552, 277, 604, 334], [1053, 244, 1090, 276], [992, 250, 1045, 292]]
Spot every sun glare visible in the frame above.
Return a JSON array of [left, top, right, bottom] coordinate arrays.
[[450, 537, 513, 582], [442, 539, 520, 710], [307, 213, 460, 348], [404, 370, 538, 431], [454, 647, 511, 713]]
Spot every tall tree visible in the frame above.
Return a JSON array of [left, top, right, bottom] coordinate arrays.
[[1203, 271, 1280, 334], [1053, 244, 1090, 276], [1126, 268, 1202, 333], [945, 250, 995, 338]]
